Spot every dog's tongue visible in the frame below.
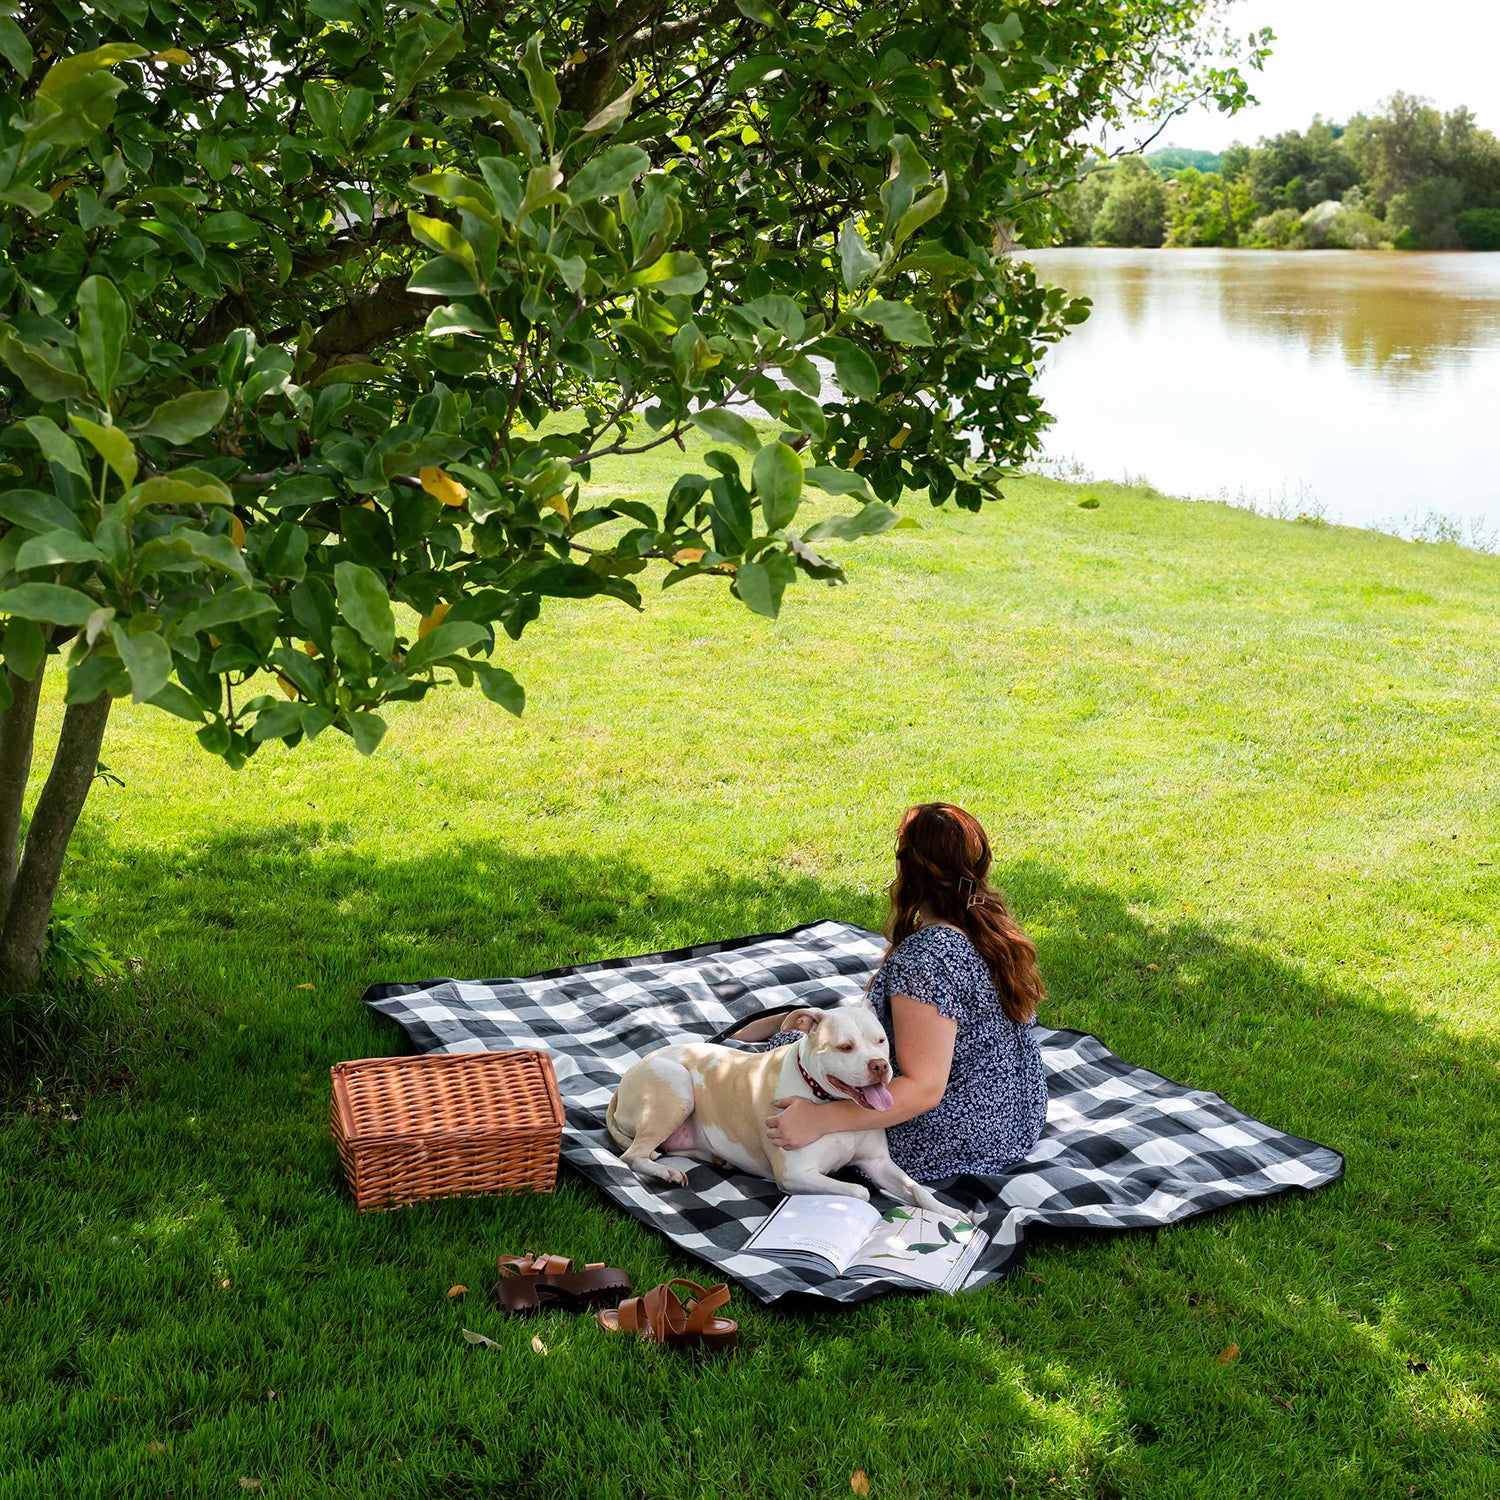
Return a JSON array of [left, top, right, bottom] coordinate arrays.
[[856, 1082, 895, 1112]]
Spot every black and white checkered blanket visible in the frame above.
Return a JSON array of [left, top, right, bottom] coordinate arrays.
[[363, 920, 1344, 1304]]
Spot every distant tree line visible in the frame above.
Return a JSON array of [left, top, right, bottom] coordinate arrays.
[[1051, 94, 1500, 250]]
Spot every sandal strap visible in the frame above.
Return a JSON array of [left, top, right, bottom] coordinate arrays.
[[670, 1279, 731, 1333], [497, 1252, 578, 1279], [614, 1295, 652, 1337]]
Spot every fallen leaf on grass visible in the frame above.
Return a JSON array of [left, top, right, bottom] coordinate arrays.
[[145, 1441, 166, 1456], [1380, 1243, 1396, 1252], [220, 1278, 231, 1289], [1218, 1343, 1240, 1364], [447, 1285, 468, 1299], [462, 1328, 500, 1349], [296, 983, 315, 991], [531, 1334, 547, 1356], [239, 1480, 262, 1492], [1028, 1274, 1045, 1285], [851, 1470, 870, 1495]]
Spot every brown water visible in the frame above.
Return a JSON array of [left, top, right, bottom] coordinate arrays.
[[1023, 249, 1500, 546]]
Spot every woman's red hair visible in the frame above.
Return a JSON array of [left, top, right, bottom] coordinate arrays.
[[883, 803, 1044, 1025]]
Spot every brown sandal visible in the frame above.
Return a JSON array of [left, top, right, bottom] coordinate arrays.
[[597, 1278, 738, 1353], [495, 1253, 631, 1314]]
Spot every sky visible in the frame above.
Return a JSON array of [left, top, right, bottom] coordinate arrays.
[[1133, 0, 1500, 153]]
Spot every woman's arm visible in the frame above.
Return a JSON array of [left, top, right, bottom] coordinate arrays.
[[764, 994, 958, 1151]]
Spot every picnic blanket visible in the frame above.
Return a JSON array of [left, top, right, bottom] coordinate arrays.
[[363, 920, 1344, 1304]]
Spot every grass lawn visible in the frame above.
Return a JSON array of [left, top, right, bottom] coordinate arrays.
[[2, 443, 1499, 1499]]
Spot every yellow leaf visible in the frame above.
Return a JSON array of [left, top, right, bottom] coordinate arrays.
[[276, 673, 299, 700], [420, 466, 469, 507], [296, 983, 315, 991], [848, 447, 865, 468], [851, 1471, 870, 1496], [230, 515, 246, 549], [447, 1285, 468, 1299], [220, 1278, 231, 1289], [208, 634, 221, 648], [672, 547, 706, 565], [419, 601, 451, 639], [530, 1334, 547, 1356], [540, 491, 571, 523], [361, 500, 375, 511], [1218, 1342, 1240, 1364], [888, 427, 910, 450], [568, 47, 587, 63], [303, 640, 319, 658], [153, 48, 192, 65]]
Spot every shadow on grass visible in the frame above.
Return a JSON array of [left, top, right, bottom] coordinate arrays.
[[3, 824, 1496, 1494]]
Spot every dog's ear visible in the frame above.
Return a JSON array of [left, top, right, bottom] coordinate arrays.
[[783, 1009, 822, 1035]]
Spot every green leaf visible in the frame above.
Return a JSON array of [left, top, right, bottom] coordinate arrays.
[[838, 219, 880, 292], [474, 662, 525, 715], [197, 212, 261, 244], [142, 391, 230, 443], [580, 79, 641, 136], [135, 473, 233, 511], [752, 442, 803, 530], [733, 550, 795, 618], [517, 164, 566, 223], [77, 276, 128, 404], [109, 622, 172, 703], [178, 588, 277, 634], [250, 701, 305, 743], [724, 56, 784, 93], [805, 466, 876, 502], [734, 0, 779, 25], [348, 710, 387, 755], [21, 417, 89, 479], [0, 331, 88, 402], [826, 339, 880, 402], [0, 583, 99, 627], [15, 531, 103, 571], [196, 134, 233, 181], [568, 144, 649, 203], [627, 252, 706, 297], [67, 652, 127, 704], [302, 81, 339, 138], [879, 134, 931, 233], [1, 617, 46, 680], [71, 418, 137, 489], [335, 561, 395, 657], [893, 177, 948, 247], [692, 408, 759, 452], [407, 212, 476, 267], [519, 34, 559, 135], [145, 682, 205, 723], [0, 489, 83, 535], [802, 499, 900, 542], [404, 620, 488, 672], [37, 43, 146, 99], [851, 300, 934, 347], [0, 16, 33, 80]]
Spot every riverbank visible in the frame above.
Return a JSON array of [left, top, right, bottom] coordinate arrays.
[[4, 466, 1499, 1497]]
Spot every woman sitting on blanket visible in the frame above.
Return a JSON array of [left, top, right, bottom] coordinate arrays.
[[730, 802, 1048, 1179]]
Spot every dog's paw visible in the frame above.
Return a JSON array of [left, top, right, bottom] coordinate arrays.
[[663, 1167, 688, 1187]]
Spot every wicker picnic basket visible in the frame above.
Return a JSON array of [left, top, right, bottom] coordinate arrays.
[[329, 1050, 564, 1212]]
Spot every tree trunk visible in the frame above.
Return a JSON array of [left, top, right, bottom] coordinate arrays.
[[0, 661, 46, 931], [0, 691, 112, 992]]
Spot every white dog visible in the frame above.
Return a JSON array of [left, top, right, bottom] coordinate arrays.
[[605, 1005, 944, 1209]]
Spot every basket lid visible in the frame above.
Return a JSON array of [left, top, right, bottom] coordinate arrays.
[[331, 1050, 563, 1143]]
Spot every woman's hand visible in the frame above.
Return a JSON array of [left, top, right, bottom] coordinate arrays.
[[765, 1096, 829, 1152]]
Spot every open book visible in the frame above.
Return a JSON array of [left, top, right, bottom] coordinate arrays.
[[743, 1194, 989, 1293]]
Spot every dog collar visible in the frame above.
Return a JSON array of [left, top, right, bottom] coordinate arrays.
[[796, 1053, 838, 1103]]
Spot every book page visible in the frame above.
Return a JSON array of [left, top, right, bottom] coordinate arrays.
[[848, 1204, 986, 1291], [744, 1194, 885, 1274]]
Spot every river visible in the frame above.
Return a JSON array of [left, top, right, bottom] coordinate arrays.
[[1021, 249, 1500, 548]]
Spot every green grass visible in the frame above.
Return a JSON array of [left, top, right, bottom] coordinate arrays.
[[2, 451, 1500, 1498]]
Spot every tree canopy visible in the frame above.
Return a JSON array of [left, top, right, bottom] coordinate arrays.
[[0, 0, 1252, 985]]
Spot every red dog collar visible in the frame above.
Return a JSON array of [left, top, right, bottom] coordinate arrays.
[[796, 1053, 838, 1102]]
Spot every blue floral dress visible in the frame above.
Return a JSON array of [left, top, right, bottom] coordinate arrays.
[[741, 924, 1049, 1181]]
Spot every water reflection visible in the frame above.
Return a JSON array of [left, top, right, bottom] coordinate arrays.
[[1024, 249, 1500, 541]]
